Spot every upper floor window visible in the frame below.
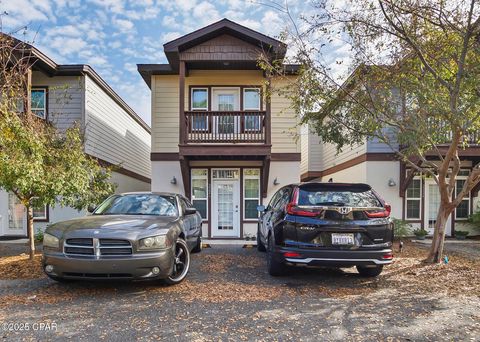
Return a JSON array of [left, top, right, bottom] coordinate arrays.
[[191, 88, 208, 110], [243, 88, 260, 110], [31, 88, 47, 119]]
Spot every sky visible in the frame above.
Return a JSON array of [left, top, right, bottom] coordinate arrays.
[[0, 0, 349, 126]]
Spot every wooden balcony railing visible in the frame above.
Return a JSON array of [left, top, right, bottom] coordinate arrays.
[[184, 111, 267, 143]]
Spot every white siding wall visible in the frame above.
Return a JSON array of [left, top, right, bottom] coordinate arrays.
[[366, 161, 402, 219], [32, 72, 84, 132], [84, 75, 151, 180]]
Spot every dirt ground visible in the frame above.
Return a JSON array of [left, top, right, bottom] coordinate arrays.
[[0, 241, 478, 341]]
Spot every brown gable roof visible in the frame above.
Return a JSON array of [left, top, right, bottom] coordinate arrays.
[[163, 18, 287, 69]]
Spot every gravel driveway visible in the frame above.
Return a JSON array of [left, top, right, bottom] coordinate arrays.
[[0, 243, 479, 341]]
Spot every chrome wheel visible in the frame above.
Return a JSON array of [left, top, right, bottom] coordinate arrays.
[[166, 239, 190, 284]]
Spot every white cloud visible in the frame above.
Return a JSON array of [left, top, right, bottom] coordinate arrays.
[[113, 18, 135, 33], [161, 31, 182, 43], [193, 1, 221, 24], [49, 36, 88, 55], [124, 62, 137, 74]]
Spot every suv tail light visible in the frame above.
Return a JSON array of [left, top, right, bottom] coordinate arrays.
[[364, 204, 391, 218], [286, 188, 323, 217]]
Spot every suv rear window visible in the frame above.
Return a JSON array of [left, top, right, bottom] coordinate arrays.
[[298, 184, 382, 208]]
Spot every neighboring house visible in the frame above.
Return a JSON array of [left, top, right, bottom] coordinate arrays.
[[300, 75, 480, 237], [0, 37, 151, 238], [138, 19, 301, 240]]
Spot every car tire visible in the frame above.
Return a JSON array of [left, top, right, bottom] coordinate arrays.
[[164, 238, 190, 285], [257, 226, 266, 252], [191, 236, 202, 253], [356, 265, 383, 277], [267, 235, 286, 276]]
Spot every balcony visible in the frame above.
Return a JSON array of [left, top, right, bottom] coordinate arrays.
[[184, 111, 267, 144]]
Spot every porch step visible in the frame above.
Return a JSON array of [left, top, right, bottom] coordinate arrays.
[[202, 239, 257, 248]]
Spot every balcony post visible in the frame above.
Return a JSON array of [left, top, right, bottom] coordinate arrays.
[[179, 60, 186, 144], [265, 74, 271, 145]]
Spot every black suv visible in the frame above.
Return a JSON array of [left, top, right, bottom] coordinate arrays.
[[257, 182, 394, 277]]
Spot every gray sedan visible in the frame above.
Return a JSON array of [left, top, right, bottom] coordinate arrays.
[[42, 192, 202, 285]]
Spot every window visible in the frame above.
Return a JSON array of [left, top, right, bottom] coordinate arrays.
[[191, 88, 208, 110], [455, 178, 470, 220], [191, 169, 208, 220], [33, 204, 48, 221], [406, 178, 421, 219], [191, 88, 208, 131], [244, 169, 260, 219], [31, 88, 47, 119], [243, 88, 260, 110], [243, 88, 261, 131]]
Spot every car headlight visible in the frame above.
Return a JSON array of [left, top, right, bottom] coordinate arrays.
[[138, 235, 167, 250], [43, 233, 59, 248]]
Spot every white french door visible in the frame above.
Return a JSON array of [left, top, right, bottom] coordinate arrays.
[[212, 179, 240, 238], [212, 88, 240, 135], [424, 180, 452, 235]]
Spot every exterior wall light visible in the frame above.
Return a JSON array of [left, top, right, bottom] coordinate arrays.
[[388, 178, 396, 187], [273, 178, 279, 185], [171, 176, 177, 185]]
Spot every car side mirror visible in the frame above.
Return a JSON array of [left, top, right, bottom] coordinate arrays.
[[87, 205, 96, 213], [257, 205, 266, 212], [185, 207, 197, 216]]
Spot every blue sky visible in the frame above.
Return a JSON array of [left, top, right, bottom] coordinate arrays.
[[1, 0, 347, 126]]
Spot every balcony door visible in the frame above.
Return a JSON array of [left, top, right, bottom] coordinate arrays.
[[212, 88, 240, 135]]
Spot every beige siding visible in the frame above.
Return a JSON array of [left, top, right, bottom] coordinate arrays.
[[300, 125, 309, 173], [32, 71, 84, 132], [322, 140, 366, 170], [270, 77, 300, 153], [151, 70, 299, 154], [151, 75, 180, 153], [84, 75, 151, 179]]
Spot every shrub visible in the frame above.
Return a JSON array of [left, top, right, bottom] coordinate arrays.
[[392, 218, 413, 238], [413, 228, 428, 237], [34, 229, 44, 242]]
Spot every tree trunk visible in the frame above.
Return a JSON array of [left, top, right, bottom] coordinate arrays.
[[26, 205, 35, 260], [426, 202, 451, 263]]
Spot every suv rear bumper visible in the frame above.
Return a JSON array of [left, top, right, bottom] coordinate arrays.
[[274, 246, 393, 267]]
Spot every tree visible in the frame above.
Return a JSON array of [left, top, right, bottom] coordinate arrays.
[[260, 0, 480, 263], [0, 33, 115, 260]]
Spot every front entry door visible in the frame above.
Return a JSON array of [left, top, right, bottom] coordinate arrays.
[[212, 180, 240, 237], [424, 180, 452, 235]]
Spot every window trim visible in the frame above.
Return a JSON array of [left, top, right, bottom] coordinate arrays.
[[243, 168, 261, 221], [191, 168, 209, 221], [32, 204, 49, 222], [31, 87, 48, 120], [191, 87, 209, 111], [405, 176, 422, 220], [243, 88, 261, 110], [455, 173, 471, 221]]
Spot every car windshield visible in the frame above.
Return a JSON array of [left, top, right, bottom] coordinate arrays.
[[298, 186, 382, 208], [93, 194, 178, 216]]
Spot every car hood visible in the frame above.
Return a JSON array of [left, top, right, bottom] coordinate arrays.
[[46, 215, 178, 239]]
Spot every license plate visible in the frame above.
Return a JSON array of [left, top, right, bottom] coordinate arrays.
[[331, 233, 355, 245]]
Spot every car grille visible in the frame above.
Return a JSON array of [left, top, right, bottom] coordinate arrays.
[[64, 238, 133, 256]]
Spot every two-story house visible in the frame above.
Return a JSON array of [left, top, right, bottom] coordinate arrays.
[[300, 69, 480, 237], [138, 19, 301, 240], [0, 36, 152, 238]]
